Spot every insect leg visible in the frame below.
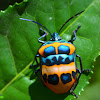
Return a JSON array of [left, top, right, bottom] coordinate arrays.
[[35, 68, 41, 80], [68, 25, 81, 43], [76, 54, 91, 72], [30, 54, 40, 68], [35, 68, 46, 86], [30, 54, 45, 86], [70, 69, 81, 98], [70, 90, 79, 98], [38, 28, 48, 44], [70, 54, 91, 97]]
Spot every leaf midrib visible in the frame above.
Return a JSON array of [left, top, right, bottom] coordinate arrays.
[[60, 0, 96, 36], [0, 61, 32, 94]]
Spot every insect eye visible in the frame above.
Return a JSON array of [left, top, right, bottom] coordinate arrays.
[[58, 45, 70, 55], [44, 46, 56, 57]]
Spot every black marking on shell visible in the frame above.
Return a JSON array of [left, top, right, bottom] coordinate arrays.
[[61, 73, 72, 84], [48, 74, 59, 85]]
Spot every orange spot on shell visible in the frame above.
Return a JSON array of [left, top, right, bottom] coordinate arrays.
[[38, 42, 75, 57], [41, 62, 76, 94]]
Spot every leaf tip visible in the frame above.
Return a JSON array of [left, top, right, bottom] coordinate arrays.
[[79, 92, 81, 95], [93, 59, 96, 62], [91, 70, 94, 74], [86, 81, 90, 85], [92, 65, 94, 68], [74, 96, 76, 99], [23, 0, 28, 2], [81, 88, 84, 91], [15, 2, 19, 5], [0, 10, 5, 13], [9, 5, 13, 8]]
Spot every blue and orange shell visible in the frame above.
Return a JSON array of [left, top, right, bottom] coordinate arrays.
[[38, 39, 77, 94]]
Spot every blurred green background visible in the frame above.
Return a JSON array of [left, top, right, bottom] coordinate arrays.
[[0, 0, 100, 100], [76, 56, 100, 100]]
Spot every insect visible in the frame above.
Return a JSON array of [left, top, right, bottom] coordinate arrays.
[[20, 10, 90, 98]]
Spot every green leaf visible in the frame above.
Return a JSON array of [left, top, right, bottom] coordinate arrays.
[[0, 0, 100, 100], [0, 0, 25, 10], [76, 82, 100, 100]]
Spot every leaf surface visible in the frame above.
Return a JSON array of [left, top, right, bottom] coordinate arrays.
[[0, 0, 100, 100]]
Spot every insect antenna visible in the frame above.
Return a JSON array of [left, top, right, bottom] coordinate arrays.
[[58, 10, 85, 33], [20, 18, 52, 35]]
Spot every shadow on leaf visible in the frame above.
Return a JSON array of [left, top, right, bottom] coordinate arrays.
[[29, 79, 70, 100]]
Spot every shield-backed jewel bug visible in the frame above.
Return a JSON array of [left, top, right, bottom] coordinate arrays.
[[20, 10, 90, 98]]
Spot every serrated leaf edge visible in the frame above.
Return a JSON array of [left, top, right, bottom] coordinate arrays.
[[0, 0, 28, 15]]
